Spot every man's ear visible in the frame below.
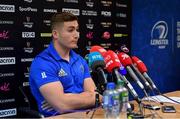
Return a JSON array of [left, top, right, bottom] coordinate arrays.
[[52, 30, 59, 39]]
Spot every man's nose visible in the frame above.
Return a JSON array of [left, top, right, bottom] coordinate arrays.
[[74, 32, 79, 39]]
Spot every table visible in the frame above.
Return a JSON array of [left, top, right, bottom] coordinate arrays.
[[47, 91, 180, 118]]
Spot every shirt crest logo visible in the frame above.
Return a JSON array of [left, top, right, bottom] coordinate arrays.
[[58, 68, 67, 77], [80, 64, 84, 73]]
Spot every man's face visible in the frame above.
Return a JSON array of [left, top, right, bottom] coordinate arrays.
[[54, 20, 79, 49]]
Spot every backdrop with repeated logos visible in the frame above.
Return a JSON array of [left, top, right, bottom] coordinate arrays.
[[0, 0, 131, 117], [131, 0, 180, 97]]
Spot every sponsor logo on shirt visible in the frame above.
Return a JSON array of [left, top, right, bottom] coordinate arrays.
[[58, 68, 67, 77]]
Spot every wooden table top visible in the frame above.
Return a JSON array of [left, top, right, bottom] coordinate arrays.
[[47, 91, 180, 119]]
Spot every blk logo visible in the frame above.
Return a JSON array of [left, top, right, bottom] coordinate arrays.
[[86, 31, 93, 39], [0, 30, 9, 39], [0, 82, 10, 92], [102, 31, 110, 40]]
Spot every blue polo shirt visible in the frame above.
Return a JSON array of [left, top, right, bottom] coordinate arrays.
[[29, 42, 91, 117]]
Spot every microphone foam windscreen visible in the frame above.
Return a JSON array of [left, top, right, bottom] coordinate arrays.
[[90, 45, 107, 57], [88, 52, 105, 71], [103, 50, 121, 72], [117, 52, 132, 66], [131, 56, 148, 73]]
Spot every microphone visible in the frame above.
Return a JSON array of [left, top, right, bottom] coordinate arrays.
[[131, 56, 180, 104], [118, 66, 141, 103], [103, 50, 122, 82], [131, 56, 160, 93], [90, 45, 107, 57], [119, 65, 127, 76], [103, 50, 141, 103], [88, 52, 107, 93], [117, 52, 146, 91]]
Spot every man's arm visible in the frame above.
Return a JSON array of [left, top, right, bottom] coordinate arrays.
[[83, 77, 103, 104], [39, 80, 96, 114], [83, 77, 96, 92]]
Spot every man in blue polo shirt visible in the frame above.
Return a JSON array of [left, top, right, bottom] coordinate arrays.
[[29, 12, 102, 117]]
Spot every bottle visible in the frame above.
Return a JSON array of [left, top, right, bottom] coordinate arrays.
[[116, 79, 129, 119], [103, 82, 120, 119]]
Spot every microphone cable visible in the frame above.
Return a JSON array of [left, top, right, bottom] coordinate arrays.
[[161, 93, 180, 104], [155, 88, 180, 104], [90, 109, 96, 119], [141, 92, 163, 119], [153, 95, 180, 114], [18, 86, 31, 109]]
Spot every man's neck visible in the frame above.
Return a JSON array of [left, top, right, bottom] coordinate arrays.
[[53, 41, 70, 62]]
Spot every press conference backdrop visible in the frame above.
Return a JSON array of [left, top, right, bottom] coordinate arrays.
[[0, 0, 131, 117], [132, 0, 180, 97]]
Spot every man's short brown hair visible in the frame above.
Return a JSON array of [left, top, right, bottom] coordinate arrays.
[[51, 12, 78, 31]]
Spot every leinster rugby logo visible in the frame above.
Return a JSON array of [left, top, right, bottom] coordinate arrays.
[[150, 21, 169, 49]]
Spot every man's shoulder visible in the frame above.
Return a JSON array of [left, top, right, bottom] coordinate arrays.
[[32, 49, 56, 67], [35, 49, 50, 61], [71, 50, 84, 60]]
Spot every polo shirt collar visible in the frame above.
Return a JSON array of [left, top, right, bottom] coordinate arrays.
[[48, 41, 79, 63]]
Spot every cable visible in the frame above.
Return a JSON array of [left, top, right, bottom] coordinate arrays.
[[161, 94, 180, 104], [18, 86, 31, 109], [155, 88, 180, 104], [90, 109, 96, 119], [141, 91, 163, 119]]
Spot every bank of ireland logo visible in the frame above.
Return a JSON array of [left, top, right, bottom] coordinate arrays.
[[150, 21, 169, 49]]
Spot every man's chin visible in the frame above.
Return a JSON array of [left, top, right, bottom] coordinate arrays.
[[74, 45, 78, 48], [71, 45, 78, 49]]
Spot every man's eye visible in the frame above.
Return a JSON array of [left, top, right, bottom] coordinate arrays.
[[76, 29, 79, 32], [68, 29, 74, 32]]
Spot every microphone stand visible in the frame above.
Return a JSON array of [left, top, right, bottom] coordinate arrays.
[[113, 71, 145, 118]]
